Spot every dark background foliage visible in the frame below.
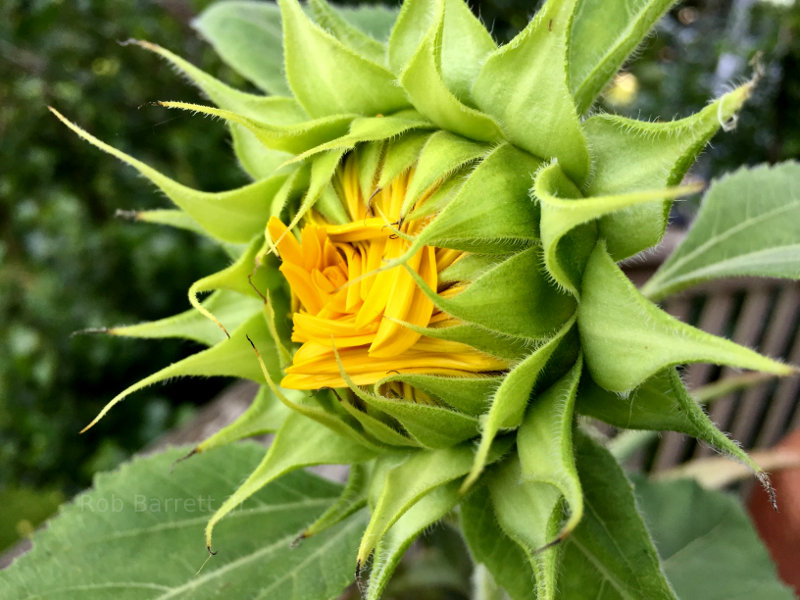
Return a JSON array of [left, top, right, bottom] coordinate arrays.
[[1, 0, 798, 551]]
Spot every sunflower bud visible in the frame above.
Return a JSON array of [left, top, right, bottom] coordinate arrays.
[[54, 0, 794, 597]]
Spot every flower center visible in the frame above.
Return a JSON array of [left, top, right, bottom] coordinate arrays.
[[268, 154, 508, 390]]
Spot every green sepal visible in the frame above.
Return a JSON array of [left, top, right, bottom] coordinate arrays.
[[397, 319, 530, 362], [534, 160, 699, 295], [194, 385, 291, 454], [557, 430, 676, 599], [315, 182, 350, 225], [309, 0, 388, 64], [331, 3, 398, 42], [439, 252, 512, 283], [270, 161, 311, 219], [357, 439, 511, 565], [301, 463, 370, 539], [204, 410, 378, 552], [289, 112, 433, 164], [578, 242, 794, 393], [409, 246, 576, 340], [582, 83, 754, 259], [488, 454, 563, 600], [108, 289, 262, 347], [354, 379, 480, 448], [472, 0, 589, 184], [80, 310, 277, 433], [517, 357, 583, 538], [334, 391, 421, 448], [279, 0, 409, 117], [399, 8, 503, 143], [438, 0, 497, 102], [51, 108, 288, 244], [194, 0, 290, 95], [365, 481, 461, 600], [568, 0, 676, 114], [157, 101, 355, 155], [188, 236, 283, 337], [402, 131, 488, 216], [131, 40, 294, 178], [460, 485, 535, 600], [577, 368, 764, 475], [413, 144, 541, 252], [283, 149, 346, 232], [387, 0, 439, 74], [379, 373, 503, 417], [462, 316, 576, 491], [376, 131, 432, 189]]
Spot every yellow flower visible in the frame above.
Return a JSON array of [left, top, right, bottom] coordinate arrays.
[[267, 153, 508, 390]]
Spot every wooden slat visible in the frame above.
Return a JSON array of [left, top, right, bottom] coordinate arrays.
[[731, 285, 799, 448]]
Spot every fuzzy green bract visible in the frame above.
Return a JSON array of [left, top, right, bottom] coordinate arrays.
[[45, 0, 800, 598]]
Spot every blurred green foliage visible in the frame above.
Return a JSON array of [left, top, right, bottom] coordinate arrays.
[[0, 0, 252, 504], [1, 0, 798, 553]]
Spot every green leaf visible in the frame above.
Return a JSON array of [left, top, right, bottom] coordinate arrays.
[[569, 0, 676, 114], [194, 0, 291, 95], [635, 478, 794, 599], [279, 0, 409, 117], [50, 108, 288, 245], [558, 431, 676, 599], [642, 162, 800, 301], [473, 0, 589, 184], [205, 411, 377, 552], [533, 160, 699, 295], [0, 444, 366, 600], [578, 241, 794, 393], [365, 481, 461, 600], [582, 83, 754, 260], [461, 486, 535, 600]]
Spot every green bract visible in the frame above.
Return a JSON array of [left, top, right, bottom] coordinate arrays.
[[49, 1, 797, 598]]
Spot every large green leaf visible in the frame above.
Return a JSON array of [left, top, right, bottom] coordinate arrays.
[[0, 444, 366, 600], [194, 0, 290, 95], [635, 477, 793, 599], [642, 162, 800, 301], [558, 432, 676, 599]]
